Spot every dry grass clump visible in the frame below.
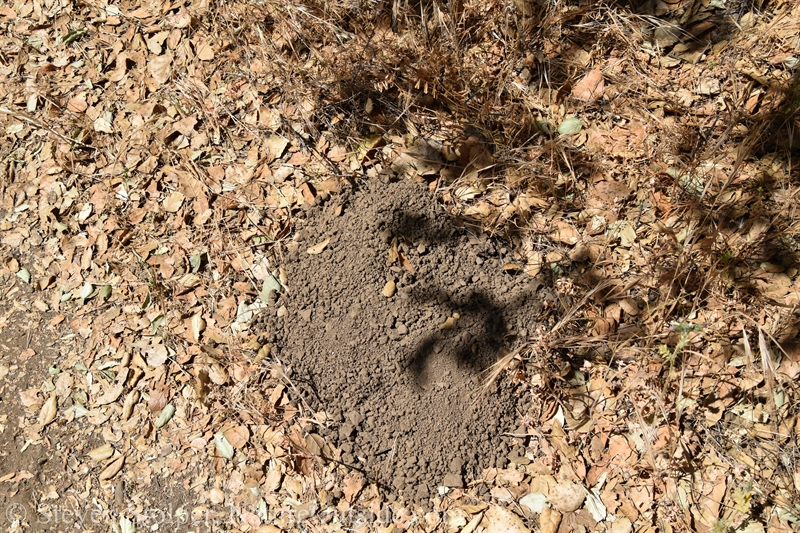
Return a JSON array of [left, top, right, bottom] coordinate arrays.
[[222, 0, 606, 164]]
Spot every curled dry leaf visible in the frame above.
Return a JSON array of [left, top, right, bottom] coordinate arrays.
[[539, 507, 562, 533], [98, 454, 125, 481], [87, 443, 114, 462], [39, 394, 58, 427], [306, 238, 330, 255], [122, 390, 139, 421], [189, 313, 205, 342]]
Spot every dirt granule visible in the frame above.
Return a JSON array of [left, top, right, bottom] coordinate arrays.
[[255, 177, 548, 503]]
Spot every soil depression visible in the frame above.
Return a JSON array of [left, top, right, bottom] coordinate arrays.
[[255, 178, 546, 503]]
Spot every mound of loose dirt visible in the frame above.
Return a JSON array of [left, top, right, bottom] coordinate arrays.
[[255, 177, 548, 503]]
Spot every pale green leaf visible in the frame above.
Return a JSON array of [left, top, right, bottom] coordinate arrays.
[[214, 433, 235, 459], [557, 117, 582, 135], [155, 404, 175, 428]]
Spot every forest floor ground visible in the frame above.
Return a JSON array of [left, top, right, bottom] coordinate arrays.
[[1, 0, 800, 532]]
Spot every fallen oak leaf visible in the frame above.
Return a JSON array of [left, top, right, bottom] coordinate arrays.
[[398, 251, 415, 274], [572, 69, 605, 102], [86, 444, 114, 462], [484, 505, 530, 533], [98, 454, 125, 481], [343, 472, 365, 503], [94, 367, 129, 407], [39, 394, 58, 426], [223, 425, 250, 449], [306, 238, 330, 255]]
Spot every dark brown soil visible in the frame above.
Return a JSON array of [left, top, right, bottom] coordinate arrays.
[[255, 177, 548, 503], [0, 307, 67, 532]]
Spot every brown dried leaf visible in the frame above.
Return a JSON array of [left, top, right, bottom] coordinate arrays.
[[619, 297, 639, 316], [196, 39, 214, 61], [95, 368, 129, 406], [343, 472, 365, 502], [306, 238, 330, 255], [147, 385, 169, 412], [98, 454, 125, 481], [39, 394, 58, 426], [572, 69, 605, 102], [148, 54, 172, 85], [162, 191, 185, 213], [264, 465, 282, 492], [122, 390, 140, 420], [223, 425, 250, 449], [398, 251, 415, 274], [540, 507, 562, 533], [551, 222, 580, 245], [264, 135, 289, 162], [67, 95, 88, 113], [87, 444, 115, 462]]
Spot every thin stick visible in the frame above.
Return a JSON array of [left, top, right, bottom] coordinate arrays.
[[0, 106, 97, 151]]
